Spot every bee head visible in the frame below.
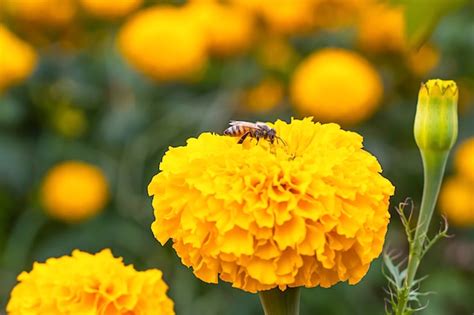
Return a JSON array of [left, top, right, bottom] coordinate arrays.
[[267, 128, 276, 143]]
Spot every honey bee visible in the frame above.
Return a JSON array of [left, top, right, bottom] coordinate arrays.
[[224, 120, 286, 145]]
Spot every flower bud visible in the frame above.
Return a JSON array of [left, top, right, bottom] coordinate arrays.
[[414, 79, 458, 152]]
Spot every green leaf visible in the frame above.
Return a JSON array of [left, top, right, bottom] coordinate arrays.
[[397, 0, 469, 48]]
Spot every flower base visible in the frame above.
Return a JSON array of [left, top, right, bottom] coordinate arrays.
[[258, 287, 300, 315]]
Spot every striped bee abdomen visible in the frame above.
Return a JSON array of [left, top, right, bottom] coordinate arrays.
[[224, 125, 248, 136]]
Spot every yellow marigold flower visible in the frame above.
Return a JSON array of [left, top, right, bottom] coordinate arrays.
[[149, 118, 394, 293], [186, 1, 255, 57], [41, 161, 108, 222], [406, 43, 440, 77], [79, 0, 142, 19], [242, 78, 285, 112], [0, 25, 37, 92], [118, 6, 208, 81], [3, 0, 76, 27], [454, 137, 474, 183], [357, 3, 406, 53], [7, 249, 175, 314], [290, 48, 383, 125], [438, 176, 474, 227]]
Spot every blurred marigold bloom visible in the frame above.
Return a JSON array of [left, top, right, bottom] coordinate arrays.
[[242, 78, 285, 112], [406, 43, 440, 77], [53, 106, 88, 138], [290, 48, 383, 125], [118, 6, 208, 81], [312, 0, 369, 29], [256, 36, 298, 73], [3, 0, 76, 27], [357, 3, 406, 53], [454, 137, 474, 183], [41, 161, 108, 222], [79, 0, 142, 19], [231, 0, 367, 33], [439, 176, 474, 227], [257, 0, 317, 35], [148, 118, 394, 293], [0, 25, 37, 92], [7, 249, 175, 314], [187, 1, 255, 57]]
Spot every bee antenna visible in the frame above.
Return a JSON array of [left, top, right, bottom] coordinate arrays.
[[276, 136, 287, 146]]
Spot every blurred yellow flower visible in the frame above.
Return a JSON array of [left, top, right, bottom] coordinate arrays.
[[242, 78, 285, 112], [438, 176, 474, 227], [357, 3, 406, 53], [187, 1, 255, 57], [290, 48, 383, 125], [258, 0, 317, 35], [53, 106, 88, 138], [256, 36, 298, 73], [149, 118, 394, 292], [41, 161, 108, 222], [0, 25, 37, 92], [312, 0, 369, 29], [79, 0, 142, 19], [3, 0, 76, 27], [406, 43, 440, 77], [231, 0, 368, 34], [457, 78, 474, 114], [118, 6, 208, 81], [7, 249, 175, 314], [454, 137, 474, 183]]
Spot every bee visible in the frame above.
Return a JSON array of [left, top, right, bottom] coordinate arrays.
[[224, 120, 286, 145]]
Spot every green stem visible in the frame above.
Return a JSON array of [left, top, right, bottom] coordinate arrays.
[[258, 287, 300, 315], [399, 150, 449, 314]]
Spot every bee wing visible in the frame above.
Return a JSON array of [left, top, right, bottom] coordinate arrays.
[[229, 120, 260, 129], [255, 121, 271, 129]]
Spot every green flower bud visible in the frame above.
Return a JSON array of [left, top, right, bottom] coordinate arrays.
[[414, 79, 458, 152]]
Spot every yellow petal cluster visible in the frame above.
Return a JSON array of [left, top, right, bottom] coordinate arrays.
[[149, 118, 394, 293], [439, 176, 474, 227], [187, 1, 255, 57], [3, 0, 76, 27], [41, 161, 108, 222], [357, 3, 406, 53], [454, 137, 474, 183], [7, 249, 175, 314], [118, 6, 208, 81], [0, 25, 37, 92], [79, 0, 142, 19], [290, 48, 383, 125]]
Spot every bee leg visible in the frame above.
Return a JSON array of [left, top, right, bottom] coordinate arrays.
[[238, 132, 250, 144]]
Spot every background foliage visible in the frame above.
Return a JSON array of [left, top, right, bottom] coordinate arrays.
[[0, 0, 473, 314]]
